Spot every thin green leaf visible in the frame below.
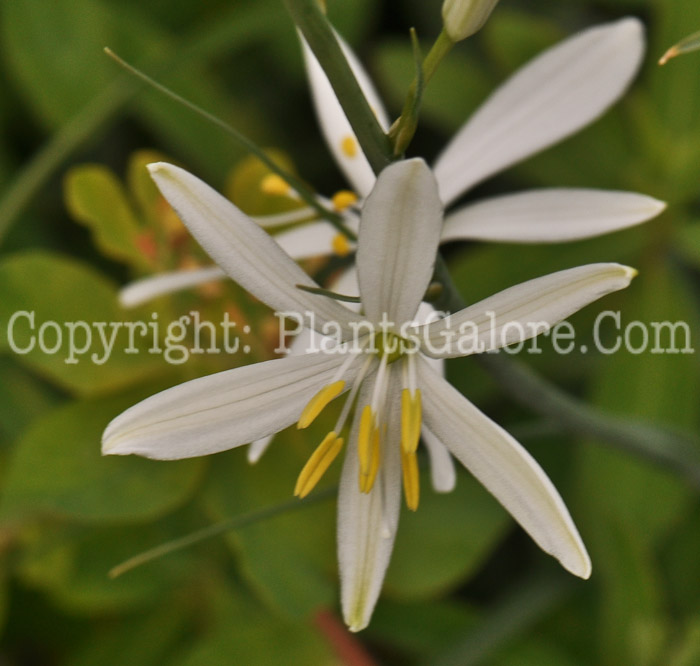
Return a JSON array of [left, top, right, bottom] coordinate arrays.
[[109, 488, 335, 579]]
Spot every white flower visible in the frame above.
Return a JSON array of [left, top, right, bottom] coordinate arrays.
[[103, 159, 637, 631], [119, 17, 663, 309]]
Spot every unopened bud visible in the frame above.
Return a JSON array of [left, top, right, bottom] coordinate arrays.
[[442, 0, 499, 42]]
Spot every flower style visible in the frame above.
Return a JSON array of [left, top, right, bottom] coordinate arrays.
[[120, 17, 663, 309], [103, 158, 637, 631]]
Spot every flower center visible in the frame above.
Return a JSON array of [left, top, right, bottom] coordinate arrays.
[[294, 343, 423, 511]]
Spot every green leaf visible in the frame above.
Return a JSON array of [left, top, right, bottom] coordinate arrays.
[[573, 261, 699, 664], [0, 355, 60, 445], [0, 0, 119, 128], [174, 580, 336, 666], [483, 10, 563, 75], [203, 429, 336, 619], [367, 598, 479, 660], [70, 601, 192, 666], [0, 251, 166, 395], [64, 164, 152, 270], [0, 395, 203, 523], [383, 468, 509, 600], [17, 522, 189, 613]]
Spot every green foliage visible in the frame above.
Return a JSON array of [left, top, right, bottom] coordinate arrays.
[[0, 396, 203, 523]]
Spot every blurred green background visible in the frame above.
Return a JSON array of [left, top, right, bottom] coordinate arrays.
[[0, 0, 699, 664]]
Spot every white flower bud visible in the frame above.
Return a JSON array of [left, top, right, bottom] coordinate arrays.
[[442, 0, 499, 42]]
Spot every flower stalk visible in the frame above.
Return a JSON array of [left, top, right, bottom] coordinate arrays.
[[283, 0, 394, 173]]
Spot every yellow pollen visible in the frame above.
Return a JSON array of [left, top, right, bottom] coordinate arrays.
[[331, 190, 358, 212], [360, 426, 381, 494], [331, 233, 352, 257], [400, 389, 422, 454], [401, 450, 420, 511], [297, 380, 345, 429], [294, 431, 344, 498], [357, 405, 374, 477], [260, 174, 291, 197], [341, 136, 358, 158]]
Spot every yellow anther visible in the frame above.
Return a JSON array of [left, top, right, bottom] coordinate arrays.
[[331, 190, 358, 212], [401, 449, 420, 511], [260, 173, 291, 197], [297, 381, 345, 429], [341, 136, 358, 158], [357, 405, 374, 476], [401, 389, 422, 454], [331, 233, 352, 257], [294, 432, 344, 498], [361, 428, 381, 494]]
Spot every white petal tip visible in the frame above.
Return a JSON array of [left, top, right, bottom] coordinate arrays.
[[147, 161, 169, 174], [564, 554, 592, 580]]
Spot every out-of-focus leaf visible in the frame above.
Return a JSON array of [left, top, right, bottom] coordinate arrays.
[[483, 10, 563, 75], [367, 598, 478, 660], [574, 261, 699, 665], [64, 165, 152, 271], [383, 468, 509, 600], [0, 0, 120, 128], [0, 251, 166, 395], [0, 396, 203, 523], [490, 639, 581, 666], [173, 580, 336, 666], [203, 426, 336, 619], [0, 355, 60, 446], [0, 0, 267, 180], [663, 503, 700, 616], [70, 601, 191, 666], [675, 221, 700, 269], [666, 616, 700, 666], [17, 523, 189, 613]]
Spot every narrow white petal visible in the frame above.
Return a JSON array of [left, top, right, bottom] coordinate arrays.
[[247, 435, 273, 464], [148, 163, 358, 334], [357, 159, 443, 325], [273, 221, 355, 260], [102, 351, 350, 460], [301, 33, 389, 197], [418, 263, 636, 358], [434, 18, 644, 205], [339, 372, 402, 632], [418, 358, 591, 578], [421, 426, 457, 493], [441, 189, 666, 244], [118, 266, 226, 308], [247, 323, 329, 464]]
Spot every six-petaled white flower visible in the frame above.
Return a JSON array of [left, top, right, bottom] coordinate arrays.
[[103, 158, 637, 631]]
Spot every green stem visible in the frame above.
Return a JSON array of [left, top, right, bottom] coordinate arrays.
[[389, 29, 454, 155], [104, 48, 355, 240], [429, 253, 700, 487], [110, 488, 335, 578], [422, 29, 455, 84], [283, 0, 394, 174], [478, 353, 700, 488]]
